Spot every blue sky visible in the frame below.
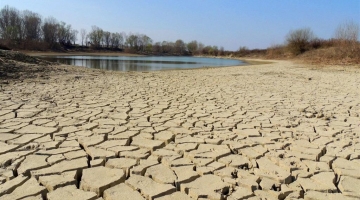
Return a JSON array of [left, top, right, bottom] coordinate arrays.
[[1, 0, 359, 50]]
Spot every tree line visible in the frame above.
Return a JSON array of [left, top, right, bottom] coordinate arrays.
[[0, 5, 225, 56], [0, 5, 78, 50]]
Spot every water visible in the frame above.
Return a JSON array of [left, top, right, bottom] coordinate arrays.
[[41, 56, 246, 71]]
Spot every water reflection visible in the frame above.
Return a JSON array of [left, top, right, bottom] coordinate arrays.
[[42, 56, 245, 71]]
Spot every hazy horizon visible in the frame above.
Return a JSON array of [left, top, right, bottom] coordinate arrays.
[[1, 0, 359, 51]]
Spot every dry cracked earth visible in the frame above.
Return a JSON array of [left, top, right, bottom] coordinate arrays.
[[0, 59, 360, 200]]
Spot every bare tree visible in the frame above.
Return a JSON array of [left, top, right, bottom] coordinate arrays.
[[57, 22, 72, 45], [140, 34, 152, 51], [85, 34, 89, 46], [71, 29, 78, 45], [110, 32, 123, 48], [103, 31, 111, 48], [22, 10, 42, 41], [335, 20, 359, 44], [219, 46, 224, 56], [198, 42, 205, 54], [238, 46, 249, 56], [202, 45, 215, 55], [88, 25, 103, 48], [110, 32, 117, 48], [42, 17, 59, 47], [126, 33, 139, 50], [212, 45, 219, 56], [152, 42, 161, 53], [107, 32, 151, 53], [119, 32, 125, 48], [174, 39, 186, 54], [0, 5, 22, 41], [286, 27, 315, 55], [161, 41, 174, 53], [0, 4, 220, 53], [80, 28, 86, 46], [187, 40, 198, 55]]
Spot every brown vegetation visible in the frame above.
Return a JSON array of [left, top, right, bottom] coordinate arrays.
[[298, 44, 360, 65], [263, 21, 360, 65], [265, 38, 360, 64], [265, 44, 288, 59], [217, 21, 359, 65]]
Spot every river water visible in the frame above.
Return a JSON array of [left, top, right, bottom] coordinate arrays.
[[41, 56, 246, 71]]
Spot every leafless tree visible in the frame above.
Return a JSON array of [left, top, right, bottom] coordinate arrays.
[[109, 32, 123, 48], [103, 31, 111, 48], [22, 10, 42, 41], [71, 29, 78, 45], [85, 34, 89, 46], [219, 46, 224, 56], [80, 28, 86, 46], [118, 32, 125, 48], [238, 46, 249, 56], [286, 27, 315, 55], [187, 40, 198, 54], [42, 17, 59, 47], [88, 26, 103, 48], [0, 5, 22, 41], [126, 33, 138, 50], [174, 39, 186, 54], [140, 34, 152, 51], [110, 32, 117, 48], [0, 4, 222, 54], [335, 20, 359, 45], [152, 42, 161, 53], [161, 41, 174, 53], [57, 22, 72, 45], [198, 42, 204, 54], [212, 46, 219, 56]]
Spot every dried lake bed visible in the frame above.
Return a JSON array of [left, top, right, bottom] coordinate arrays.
[[1, 52, 360, 199]]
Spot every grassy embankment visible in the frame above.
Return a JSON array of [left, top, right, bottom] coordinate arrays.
[[234, 26, 360, 66]]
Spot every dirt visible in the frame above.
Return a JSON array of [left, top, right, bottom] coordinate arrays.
[[0, 50, 359, 199]]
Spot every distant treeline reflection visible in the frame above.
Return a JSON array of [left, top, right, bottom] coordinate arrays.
[[42, 56, 245, 71]]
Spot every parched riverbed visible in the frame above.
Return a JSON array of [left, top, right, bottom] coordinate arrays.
[[1, 54, 360, 199]]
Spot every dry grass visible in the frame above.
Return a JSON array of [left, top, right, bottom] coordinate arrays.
[[235, 48, 267, 58], [266, 45, 289, 59], [298, 45, 360, 65], [265, 39, 360, 65]]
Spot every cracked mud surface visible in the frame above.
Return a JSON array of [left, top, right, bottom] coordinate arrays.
[[1, 58, 360, 200]]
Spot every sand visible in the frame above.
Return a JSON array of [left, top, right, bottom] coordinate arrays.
[[0, 56, 360, 199]]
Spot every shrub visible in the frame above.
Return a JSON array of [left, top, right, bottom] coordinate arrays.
[[307, 38, 338, 50], [286, 28, 315, 55], [237, 46, 250, 56], [0, 40, 11, 50], [20, 40, 49, 51], [335, 20, 359, 44], [334, 20, 360, 58], [266, 44, 287, 58]]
